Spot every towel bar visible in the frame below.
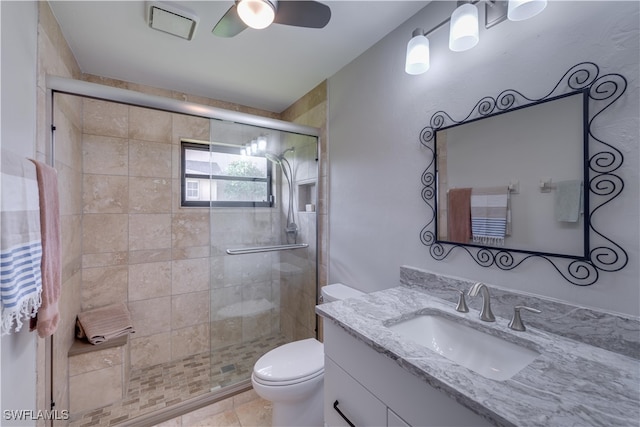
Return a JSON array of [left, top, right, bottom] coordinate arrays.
[[226, 243, 308, 255]]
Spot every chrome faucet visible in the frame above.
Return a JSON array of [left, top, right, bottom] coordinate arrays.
[[468, 282, 495, 322]]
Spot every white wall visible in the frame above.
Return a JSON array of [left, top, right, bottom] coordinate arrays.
[[1, 0, 40, 423], [328, 1, 640, 316]]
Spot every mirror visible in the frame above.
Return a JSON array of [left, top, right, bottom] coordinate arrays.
[[435, 91, 586, 258], [419, 62, 628, 286]]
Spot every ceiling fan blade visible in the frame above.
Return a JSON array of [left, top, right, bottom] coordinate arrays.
[[212, 4, 248, 37], [273, 1, 331, 29]]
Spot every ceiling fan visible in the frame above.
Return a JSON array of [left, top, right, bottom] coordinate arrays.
[[212, 0, 331, 37]]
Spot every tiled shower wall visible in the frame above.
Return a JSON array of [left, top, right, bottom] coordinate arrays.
[[80, 101, 214, 369], [279, 136, 319, 341], [37, 2, 84, 418], [281, 82, 327, 339]]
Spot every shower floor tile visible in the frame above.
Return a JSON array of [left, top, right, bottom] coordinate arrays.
[[69, 333, 289, 427]]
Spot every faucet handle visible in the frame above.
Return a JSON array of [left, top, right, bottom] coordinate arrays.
[[508, 306, 541, 331], [454, 290, 469, 313]]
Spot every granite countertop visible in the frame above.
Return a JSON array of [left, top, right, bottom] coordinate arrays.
[[316, 286, 640, 427]]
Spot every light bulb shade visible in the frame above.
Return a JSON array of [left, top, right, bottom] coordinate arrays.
[[257, 136, 267, 151], [507, 0, 547, 21], [237, 0, 276, 29], [405, 32, 430, 75], [449, 3, 479, 52]]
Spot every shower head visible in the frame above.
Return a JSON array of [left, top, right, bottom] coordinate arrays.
[[265, 152, 282, 165], [265, 147, 294, 165]]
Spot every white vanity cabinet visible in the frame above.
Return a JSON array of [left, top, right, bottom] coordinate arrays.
[[323, 320, 493, 427]]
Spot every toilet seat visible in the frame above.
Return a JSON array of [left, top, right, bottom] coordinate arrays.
[[253, 338, 324, 385]]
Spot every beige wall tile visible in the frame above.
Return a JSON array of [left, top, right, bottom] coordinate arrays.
[[129, 177, 172, 213], [129, 106, 172, 144], [172, 212, 210, 248], [83, 99, 128, 138], [172, 113, 209, 144], [82, 214, 128, 253], [83, 174, 129, 213], [129, 139, 172, 178], [82, 252, 129, 269], [56, 161, 82, 216], [128, 249, 173, 265], [242, 311, 273, 341], [172, 246, 210, 261], [172, 258, 210, 295], [171, 291, 210, 329], [81, 265, 128, 310], [210, 317, 241, 350], [69, 365, 122, 414], [61, 214, 82, 279], [53, 104, 82, 170], [128, 297, 171, 337], [68, 347, 123, 377], [129, 332, 172, 369], [128, 261, 172, 302], [83, 134, 128, 176], [170, 323, 209, 360], [210, 286, 241, 321], [129, 214, 172, 251]]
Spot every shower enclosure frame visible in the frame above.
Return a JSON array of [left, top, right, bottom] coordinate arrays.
[[45, 76, 321, 426]]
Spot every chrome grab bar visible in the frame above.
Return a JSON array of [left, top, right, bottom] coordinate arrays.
[[226, 243, 308, 255]]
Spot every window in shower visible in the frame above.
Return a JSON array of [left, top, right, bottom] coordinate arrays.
[[181, 141, 273, 207]]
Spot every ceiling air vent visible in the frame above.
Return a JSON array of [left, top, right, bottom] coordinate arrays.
[[147, 1, 199, 40]]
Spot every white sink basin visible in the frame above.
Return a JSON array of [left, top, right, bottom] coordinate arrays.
[[387, 314, 539, 381]]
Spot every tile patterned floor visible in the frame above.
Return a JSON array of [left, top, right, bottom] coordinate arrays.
[[69, 333, 288, 427], [154, 390, 272, 427]]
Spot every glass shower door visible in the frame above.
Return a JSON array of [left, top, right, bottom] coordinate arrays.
[[206, 119, 318, 391]]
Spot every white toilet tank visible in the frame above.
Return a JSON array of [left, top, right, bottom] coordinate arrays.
[[321, 283, 364, 302]]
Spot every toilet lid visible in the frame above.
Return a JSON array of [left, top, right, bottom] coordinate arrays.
[[253, 338, 324, 383]]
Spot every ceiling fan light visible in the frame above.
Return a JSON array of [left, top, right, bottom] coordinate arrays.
[[449, 3, 479, 52], [237, 0, 276, 30]]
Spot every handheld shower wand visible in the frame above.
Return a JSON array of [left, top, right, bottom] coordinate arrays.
[[265, 148, 297, 243]]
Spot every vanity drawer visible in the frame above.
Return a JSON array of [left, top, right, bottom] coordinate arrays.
[[324, 356, 387, 427], [388, 408, 411, 427]]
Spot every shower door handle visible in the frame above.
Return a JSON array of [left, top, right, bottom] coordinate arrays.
[[226, 243, 308, 255]]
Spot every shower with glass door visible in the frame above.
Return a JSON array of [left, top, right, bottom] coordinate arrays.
[[203, 119, 319, 392], [52, 78, 320, 426]]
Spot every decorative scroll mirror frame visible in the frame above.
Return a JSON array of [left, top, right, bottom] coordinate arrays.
[[419, 62, 628, 286]]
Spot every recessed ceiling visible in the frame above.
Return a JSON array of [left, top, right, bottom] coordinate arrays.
[[48, 1, 429, 113]]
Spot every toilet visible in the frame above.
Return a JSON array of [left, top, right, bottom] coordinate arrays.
[[251, 283, 364, 427]]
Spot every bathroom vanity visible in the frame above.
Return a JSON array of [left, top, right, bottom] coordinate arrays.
[[317, 269, 640, 427]]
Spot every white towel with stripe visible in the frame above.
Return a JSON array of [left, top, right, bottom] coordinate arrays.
[[1, 152, 43, 335], [471, 186, 509, 246]]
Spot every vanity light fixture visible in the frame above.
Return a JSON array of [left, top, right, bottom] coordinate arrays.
[[406, 0, 547, 75], [449, 2, 479, 52], [507, 0, 547, 21], [237, 0, 277, 30], [405, 28, 430, 75], [257, 136, 268, 151]]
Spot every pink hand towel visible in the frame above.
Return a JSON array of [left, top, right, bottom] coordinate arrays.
[[29, 160, 61, 338]]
